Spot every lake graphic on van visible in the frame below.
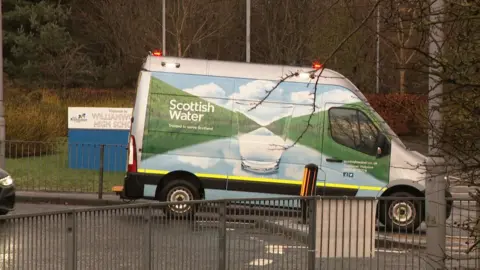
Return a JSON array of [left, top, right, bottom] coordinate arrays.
[[237, 127, 285, 174], [233, 100, 294, 174], [139, 72, 391, 189], [140, 132, 387, 189]]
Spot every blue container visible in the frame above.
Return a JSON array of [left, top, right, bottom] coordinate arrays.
[[68, 129, 129, 172]]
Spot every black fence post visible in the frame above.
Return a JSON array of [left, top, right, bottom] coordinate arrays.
[[143, 204, 153, 270], [218, 200, 227, 270], [65, 211, 77, 270], [307, 197, 317, 270], [300, 163, 318, 224], [98, 144, 105, 199]]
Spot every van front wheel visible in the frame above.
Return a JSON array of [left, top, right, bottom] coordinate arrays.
[[379, 191, 422, 232], [159, 179, 200, 219]]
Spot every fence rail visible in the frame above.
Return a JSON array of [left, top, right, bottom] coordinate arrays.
[[4, 140, 127, 194], [0, 196, 478, 270]]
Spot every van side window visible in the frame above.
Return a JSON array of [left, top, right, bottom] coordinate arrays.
[[328, 107, 379, 156]]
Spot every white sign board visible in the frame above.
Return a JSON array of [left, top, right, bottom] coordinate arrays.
[[68, 107, 133, 130]]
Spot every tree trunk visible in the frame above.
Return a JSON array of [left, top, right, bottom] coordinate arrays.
[[399, 47, 406, 93], [399, 68, 406, 93], [177, 39, 182, 57]]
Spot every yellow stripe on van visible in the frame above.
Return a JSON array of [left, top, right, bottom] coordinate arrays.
[[137, 168, 387, 192]]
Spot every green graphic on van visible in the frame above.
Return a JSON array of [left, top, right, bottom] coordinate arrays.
[[267, 103, 390, 182], [142, 77, 260, 157], [140, 73, 390, 187]]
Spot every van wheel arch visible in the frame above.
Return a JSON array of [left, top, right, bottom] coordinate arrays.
[[378, 185, 425, 232], [380, 185, 425, 198], [156, 170, 204, 199]]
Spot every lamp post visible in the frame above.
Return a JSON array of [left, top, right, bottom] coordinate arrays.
[[246, 0, 251, 62], [0, 0, 6, 169], [162, 0, 166, 55]]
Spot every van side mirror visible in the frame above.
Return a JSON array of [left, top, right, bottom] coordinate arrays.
[[375, 133, 387, 158]]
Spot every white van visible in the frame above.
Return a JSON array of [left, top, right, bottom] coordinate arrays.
[[116, 51, 452, 231]]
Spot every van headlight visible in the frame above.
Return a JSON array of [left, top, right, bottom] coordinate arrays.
[[0, 175, 13, 187]]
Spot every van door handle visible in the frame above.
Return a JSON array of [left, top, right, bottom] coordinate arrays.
[[326, 158, 343, 163]]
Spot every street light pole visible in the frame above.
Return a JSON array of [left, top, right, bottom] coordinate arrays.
[[162, 0, 166, 55], [375, 4, 380, 94], [428, 2, 444, 157], [426, 0, 446, 269], [246, 0, 251, 62], [0, 0, 6, 169]]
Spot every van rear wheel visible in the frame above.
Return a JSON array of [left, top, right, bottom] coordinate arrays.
[[159, 179, 200, 219], [379, 191, 422, 232]]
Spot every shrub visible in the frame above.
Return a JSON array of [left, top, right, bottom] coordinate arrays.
[[365, 93, 428, 136], [440, 90, 480, 158], [5, 87, 135, 157], [5, 89, 64, 157]]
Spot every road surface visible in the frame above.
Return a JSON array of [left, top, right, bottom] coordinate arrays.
[[9, 202, 88, 215]]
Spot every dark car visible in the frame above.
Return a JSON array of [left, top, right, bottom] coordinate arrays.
[[0, 168, 15, 215]]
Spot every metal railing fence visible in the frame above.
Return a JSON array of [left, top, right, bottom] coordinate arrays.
[[4, 140, 127, 195], [0, 196, 478, 270]]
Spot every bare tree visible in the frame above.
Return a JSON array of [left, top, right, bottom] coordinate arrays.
[[250, 0, 381, 143], [252, 0, 480, 257], [316, 0, 381, 92], [250, 0, 325, 65], [164, 0, 236, 57], [71, 0, 164, 86], [381, 0, 423, 93]]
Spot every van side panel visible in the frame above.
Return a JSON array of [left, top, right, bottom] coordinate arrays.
[[136, 71, 387, 199]]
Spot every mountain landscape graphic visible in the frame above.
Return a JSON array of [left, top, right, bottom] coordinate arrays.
[[142, 77, 261, 156]]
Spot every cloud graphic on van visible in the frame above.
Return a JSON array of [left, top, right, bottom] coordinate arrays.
[[291, 91, 314, 104], [228, 81, 360, 126], [223, 80, 290, 126], [321, 89, 360, 107], [287, 88, 361, 118], [183, 83, 228, 105], [176, 78, 361, 127], [233, 80, 284, 101]]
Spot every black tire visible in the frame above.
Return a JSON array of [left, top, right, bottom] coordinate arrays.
[[379, 191, 423, 232], [158, 179, 201, 219], [0, 210, 8, 216]]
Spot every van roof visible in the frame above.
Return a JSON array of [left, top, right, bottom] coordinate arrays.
[[142, 55, 364, 97]]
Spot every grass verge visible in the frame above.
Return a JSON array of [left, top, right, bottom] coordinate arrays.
[[5, 141, 125, 193]]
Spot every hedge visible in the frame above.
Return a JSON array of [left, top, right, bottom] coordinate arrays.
[[365, 93, 428, 136], [5, 88, 428, 152]]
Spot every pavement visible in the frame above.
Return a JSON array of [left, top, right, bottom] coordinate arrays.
[[15, 190, 129, 206], [15, 183, 477, 206]]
